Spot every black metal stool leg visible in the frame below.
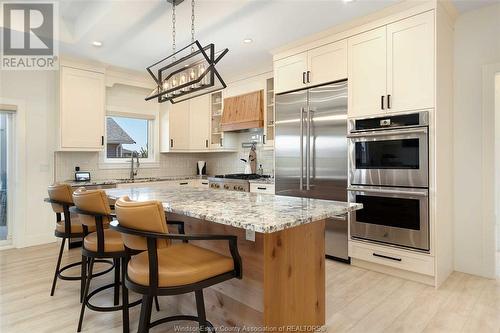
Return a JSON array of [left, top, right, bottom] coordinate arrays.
[[80, 255, 87, 303], [154, 296, 160, 312], [138, 295, 153, 333], [50, 238, 66, 296], [121, 257, 130, 333], [195, 290, 207, 333], [114, 258, 120, 306], [78, 257, 94, 332]]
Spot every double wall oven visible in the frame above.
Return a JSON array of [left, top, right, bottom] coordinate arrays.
[[348, 111, 430, 252]]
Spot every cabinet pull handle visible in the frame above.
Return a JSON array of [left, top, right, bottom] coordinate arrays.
[[205, 139, 208, 148], [263, 134, 266, 144], [170, 139, 174, 148], [220, 138, 223, 147], [306, 71, 311, 83], [373, 253, 401, 262], [302, 72, 306, 84], [202, 182, 208, 185], [387, 94, 391, 109], [257, 187, 267, 190], [101, 136, 104, 146], [381, 95, 385, 110], [179, 182, 188, 185]]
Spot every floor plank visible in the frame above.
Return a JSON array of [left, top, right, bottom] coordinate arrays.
[[1, 243, 500, 332]]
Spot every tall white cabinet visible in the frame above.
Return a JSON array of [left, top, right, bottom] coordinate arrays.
[[58, 66, 105, 150], [348, 11, 435, 117]]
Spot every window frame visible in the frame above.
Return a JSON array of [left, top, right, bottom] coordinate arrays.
[[99, 109, 159, 169]]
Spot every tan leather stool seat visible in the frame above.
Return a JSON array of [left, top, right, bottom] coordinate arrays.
[[84, 229, 125, 253], [56, 217, 96, 234], [128, 243, 234, 287]]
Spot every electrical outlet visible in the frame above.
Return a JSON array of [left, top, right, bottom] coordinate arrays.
[[245, 229, 255, 242]]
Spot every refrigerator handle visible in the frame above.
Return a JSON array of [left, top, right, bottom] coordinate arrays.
[[300, 107, 305, 190], [306, 108, 311, 190]]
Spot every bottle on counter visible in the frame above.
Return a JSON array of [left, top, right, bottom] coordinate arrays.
[[257, 164, 263, 176]]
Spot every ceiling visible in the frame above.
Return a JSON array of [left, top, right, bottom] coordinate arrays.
[[53, 0, 500, 79]]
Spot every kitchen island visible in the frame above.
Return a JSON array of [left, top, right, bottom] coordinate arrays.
[[105, 186, 361, 330]]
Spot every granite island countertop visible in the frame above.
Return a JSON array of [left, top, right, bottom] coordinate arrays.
[[105, 186, 361, 233]]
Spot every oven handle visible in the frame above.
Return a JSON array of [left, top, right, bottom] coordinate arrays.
[[347, 127, 428, 138], [347, 187, 428, 197]]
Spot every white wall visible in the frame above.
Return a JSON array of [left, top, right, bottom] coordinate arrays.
[[453, 3, 500, 276], [0, 70, 57, 247]]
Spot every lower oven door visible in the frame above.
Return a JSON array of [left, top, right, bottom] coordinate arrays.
[[348, 185, 429, 252]]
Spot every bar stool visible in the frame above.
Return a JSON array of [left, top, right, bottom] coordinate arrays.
[[112, 196, 242, 333], [72, 188, 140, 333], [46, 183, 114, 299]]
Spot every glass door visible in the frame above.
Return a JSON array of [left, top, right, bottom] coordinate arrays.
[[0, 112, 13, 245]]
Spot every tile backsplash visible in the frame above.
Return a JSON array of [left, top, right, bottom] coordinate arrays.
[[54, 130, 274, 181]]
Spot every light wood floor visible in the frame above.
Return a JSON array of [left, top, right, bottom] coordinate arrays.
[[1, 243, 499, 333]]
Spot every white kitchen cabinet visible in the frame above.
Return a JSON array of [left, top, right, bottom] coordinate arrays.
[[274, 40, 348, 94], [348, 27, 387, 118], [168, 100, 190, 150], [307, 39, 348, 87], [59, 66, 105, 150], [386, 11, 435, 112], [348, 12, 435, 117], [274, 52, 308, 94], [189, 95, 210, 150]]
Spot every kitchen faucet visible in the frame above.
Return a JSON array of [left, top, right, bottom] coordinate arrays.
[[130, 151, 140, 180]]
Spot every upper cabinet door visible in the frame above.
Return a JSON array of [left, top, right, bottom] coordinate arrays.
[[274, 52, 308, 94], [60, 67, 105, 150], [307, 39, 348, 86], [386, 11, 435, 113], [169, 100, 190, 150], [348, 27, 387, 118], [188, 95, 210, 150]]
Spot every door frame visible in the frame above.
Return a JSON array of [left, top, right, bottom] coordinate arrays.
[[481, 63, 500, 278], [0, 98, 27, 249]]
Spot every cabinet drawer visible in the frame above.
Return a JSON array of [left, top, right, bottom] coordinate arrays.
[[349, 240, 434, 276], [250, 183, 275, 194]]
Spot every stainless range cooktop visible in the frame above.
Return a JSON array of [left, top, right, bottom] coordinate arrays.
[[208, 174, 270, 191]]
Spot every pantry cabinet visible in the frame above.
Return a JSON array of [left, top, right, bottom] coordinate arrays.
[[348, 11, 434, 117], [274, 40, 348, 94], [58, 66, 105, 150]]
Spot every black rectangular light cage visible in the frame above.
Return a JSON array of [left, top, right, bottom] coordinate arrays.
[[145, 40, 228, 104]]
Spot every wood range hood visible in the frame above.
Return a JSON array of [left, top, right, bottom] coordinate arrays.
[[220, 90, 264, 132]]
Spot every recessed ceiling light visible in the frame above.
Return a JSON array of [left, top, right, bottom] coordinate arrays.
[[92, 41, 103, 47], [243, 38, 253, 44]]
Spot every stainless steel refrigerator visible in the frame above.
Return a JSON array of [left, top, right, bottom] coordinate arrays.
[[275, 80, 349, 262]]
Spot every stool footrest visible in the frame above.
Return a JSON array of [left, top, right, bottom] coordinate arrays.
[[58, 259, 114, 281], [149, 315, 215, 331], [86, 282, 141, 312]]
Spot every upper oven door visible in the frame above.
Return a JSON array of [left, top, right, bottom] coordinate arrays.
[[348, 127, 428, 187]]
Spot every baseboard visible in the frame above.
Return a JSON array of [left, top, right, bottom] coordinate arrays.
[[352, 258, 436, 287], [17, 234, 56, 248]]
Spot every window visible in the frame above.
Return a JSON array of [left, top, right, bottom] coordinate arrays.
[[105, 115, 152, 159]]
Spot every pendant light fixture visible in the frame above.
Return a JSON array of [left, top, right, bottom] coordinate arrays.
[[145, 0, 228, 104]]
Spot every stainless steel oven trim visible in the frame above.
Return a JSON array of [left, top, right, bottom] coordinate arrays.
[[347, 127, 428, 138], [348, 126, 429, 188], [348, 185, 429, 252], [348, 110, 429, 133]]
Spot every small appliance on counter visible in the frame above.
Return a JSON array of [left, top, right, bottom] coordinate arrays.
[[197, 161, 207, 176], [74, 171, 91, 182]]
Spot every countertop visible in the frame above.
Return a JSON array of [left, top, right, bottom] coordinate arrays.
[[248, 178, 275, 185], [105, 186, 361, 233], [66, 175, 207, 187]]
